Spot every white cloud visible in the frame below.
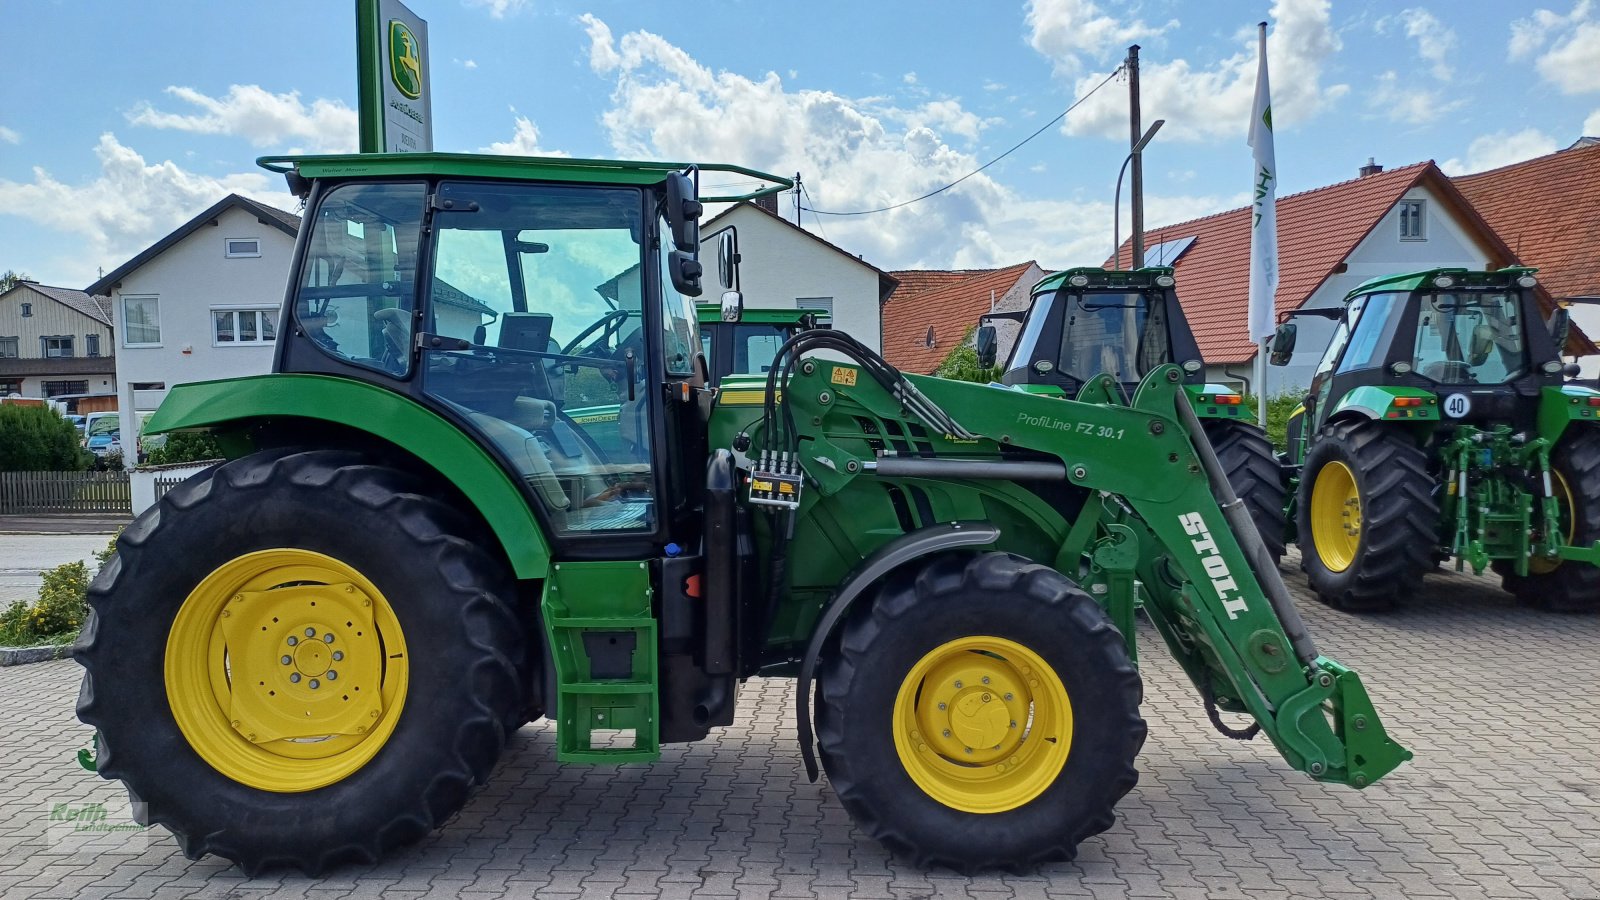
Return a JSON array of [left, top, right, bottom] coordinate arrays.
[[575, 15, 1231, 272], [1511, 2, 1600, 94], [1043, 0, 1349, 142], [1378, 8, 1457, 81], [1025, 0, 1177, 75], [455, 58, 479, 69], [1586, 108, 1600, 134], [0, 125, 18, 144], [903, 72, 918, 85], [127, 84, 357, 154], [0, 133, 291, 283], [463, 0, 527, 18], [1440, 128, 1560, 175], [481, 111, 568, 156], [984, 80, 1006, 92], [1367, 71, 1460, 123]]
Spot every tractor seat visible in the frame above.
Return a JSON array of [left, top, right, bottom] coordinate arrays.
[[1422, 361, 1473, 383]]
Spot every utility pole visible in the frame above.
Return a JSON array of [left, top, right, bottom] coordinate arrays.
[[794, 172, 803, 226], [1127, 44, 1146, 269]]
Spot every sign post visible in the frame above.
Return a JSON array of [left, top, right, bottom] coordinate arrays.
[[356, 0, 433, 153]]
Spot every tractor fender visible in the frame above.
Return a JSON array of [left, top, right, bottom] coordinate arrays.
[[794, 521, 1000, 782]]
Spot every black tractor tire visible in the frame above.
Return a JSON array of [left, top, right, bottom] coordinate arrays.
[[75, 450, 524, 875], [1499, 428, 1600, 612], [1203, 419, 1287, 566], [1297, 420, 1438, 611], [816, 552, 1145, 873]]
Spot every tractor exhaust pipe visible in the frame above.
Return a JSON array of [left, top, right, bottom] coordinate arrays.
[[1173, 397, 1320, 667]]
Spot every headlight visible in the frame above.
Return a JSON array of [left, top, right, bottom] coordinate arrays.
[[1034, 359, 1055, 373], [1433, 275, 1455, 289], [1517, 274, 1537, 288], [1391, 361, 1414, 375], [1542, 360, 1563, 374], [1067, 274, 1090, 287], [1155, 274, 1175, 287], [1182, 359, 1202, 373]]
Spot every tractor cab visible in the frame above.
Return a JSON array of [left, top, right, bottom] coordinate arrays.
[[695, 304, 830, 383], [985, 267, 1246, 416], [1277, 267, 1568, 445]]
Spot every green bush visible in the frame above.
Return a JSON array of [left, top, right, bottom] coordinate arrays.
[[0, 404, 91, 472], [144, 431, 223, 466], [1239, 392, 1306, 454], [0, 533, 117, 646], [933, 328, 1001, 384]]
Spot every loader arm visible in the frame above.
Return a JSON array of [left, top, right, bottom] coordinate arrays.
[[779, 359, 1411, 788]]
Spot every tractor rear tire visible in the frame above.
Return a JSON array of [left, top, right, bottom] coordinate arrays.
[[1499, 428, 1600, 612], [1298, 420, 1437, 611], [1204, 420, 1287, 566], [816, 552, 1145, 872], [75, 450, 523, 875]]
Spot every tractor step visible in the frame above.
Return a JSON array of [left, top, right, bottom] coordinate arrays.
[[541, 561, 659, 763]]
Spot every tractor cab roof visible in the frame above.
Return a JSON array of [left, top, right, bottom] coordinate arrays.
[[1031, 266, 1177, 297], [1344, 266, 1539, 301], [258, 153, 791, 203], [695, 305, 831, 326]]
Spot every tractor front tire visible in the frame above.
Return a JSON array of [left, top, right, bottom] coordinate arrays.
[[816, 552, 1145, 872], [1204, 420, 1287, 565], [75, 450, 523, 874], [1499, 428, 1600, 612], [1298, 420, 1437, 610]]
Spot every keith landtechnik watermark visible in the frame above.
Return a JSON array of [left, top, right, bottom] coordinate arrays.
[[43, 797, 152, 857]]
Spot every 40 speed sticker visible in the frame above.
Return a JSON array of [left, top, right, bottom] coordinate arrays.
[[1443, 393, 1471, 418]]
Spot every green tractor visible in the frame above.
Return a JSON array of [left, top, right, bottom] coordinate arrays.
[[1272, 266, 1600, 611], [77, 151, 1408, 875], [697, 303, 829, 382], [976, 266, 1286, 563]]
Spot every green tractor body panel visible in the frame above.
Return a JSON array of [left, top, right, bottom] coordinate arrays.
[[1327, 385, 1440, 423], [146, 373, 552, 579], [695, 304, 828, 327], [1181, 383, 1251, 420], [1537, 383, 1600, 442]]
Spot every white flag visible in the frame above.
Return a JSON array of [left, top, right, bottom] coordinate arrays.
[[1247, 21, 1278, 343]]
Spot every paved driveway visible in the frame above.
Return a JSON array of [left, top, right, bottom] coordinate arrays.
[[1, 549, 1597, 899]]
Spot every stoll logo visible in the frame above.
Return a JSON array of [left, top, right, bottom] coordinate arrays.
[[1178, 511, 1250, 620], [389, 20, 423, 100]]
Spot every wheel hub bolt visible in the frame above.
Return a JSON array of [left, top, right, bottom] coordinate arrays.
[[942, 729, 952, 738], [287, 636, 298, 646], [1010, 721, 1017, 728], [327, 670, 338, 680], [332, 651, 344, 661], [309, 679, 320, 690], [981, 676, 990, 685], [323, 633, 335, 644], [305, 627, 316, 638], [1004, 693, 1014, 701], [290, 673, 301, 683], [281, 655, 292, 665], [954, 680, 963, 689], [964, 747, 972, 755], [937, 702, 946, 710]]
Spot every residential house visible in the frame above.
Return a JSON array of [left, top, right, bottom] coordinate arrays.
[[1126, 160, 1546, 395], [698, 198, 897, 352], [1453, 138, 1600, 378], [880, 262, 1047, 374], [87, 194, 301, 463], [0, 281, 117, 405]]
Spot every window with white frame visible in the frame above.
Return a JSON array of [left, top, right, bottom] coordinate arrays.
[[0, 336, 17, 358], [225, 238, 262, 258], [213, 307, 279, 346], [86, 334, 101, 357], [41, 335, 74, 358], [798, 296, 834, 317], [122, 296, 161, 345], [1399, 200, 1426, 240]]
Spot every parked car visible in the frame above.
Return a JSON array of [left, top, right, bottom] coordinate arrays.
[[65, 414, 87, 435], [83, 413, 121, 459]]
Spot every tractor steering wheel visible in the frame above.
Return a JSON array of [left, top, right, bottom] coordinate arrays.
[[561, 310, 633, 358]]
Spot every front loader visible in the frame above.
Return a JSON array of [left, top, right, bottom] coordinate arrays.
[[76, 151, 1408, 875], [975, 266, 1286, 563], [1272, 267, 1600, 611]]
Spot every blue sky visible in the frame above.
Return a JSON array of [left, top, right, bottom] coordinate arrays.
[[2, 0, 1596, 289]]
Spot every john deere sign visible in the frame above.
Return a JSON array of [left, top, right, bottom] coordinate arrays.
[[357, 0, 433, 153]]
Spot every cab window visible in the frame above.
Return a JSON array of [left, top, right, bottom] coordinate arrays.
[[294, 182, 426, 377], [1412, 292, 1527, 384]]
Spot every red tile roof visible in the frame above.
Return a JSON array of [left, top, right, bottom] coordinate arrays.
[[1452, 140, 1600, 302], [882, 262, 1040, 373], [1118, 162, 1506, 363]]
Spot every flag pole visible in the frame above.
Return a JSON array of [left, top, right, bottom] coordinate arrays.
[[1247, 20, 1278, 430]]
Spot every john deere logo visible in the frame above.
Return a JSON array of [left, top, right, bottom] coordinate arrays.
[[389, 20, 422, 100]]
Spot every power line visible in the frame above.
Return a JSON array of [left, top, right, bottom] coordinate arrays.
[[799, 180, 828, 242], [800, 65, 1125, 217]]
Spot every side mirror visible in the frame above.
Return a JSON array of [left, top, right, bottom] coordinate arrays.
[[669, 250, 703, 297], [975, 324, 998, 370], [1549, 307, 1572, 351], [716, 229, 739, 291], [665, 171, 702, 253], [719, 289, 744, 323], [1269, 322, 1297, 366]]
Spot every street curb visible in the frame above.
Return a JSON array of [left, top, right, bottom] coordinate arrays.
[[0, 644, 75, 667]]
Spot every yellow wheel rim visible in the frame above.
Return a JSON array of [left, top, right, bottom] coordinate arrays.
[[892, 636, 1072, 814], [1311, 460, 1362, 573], [164, 548, 409, 792], [1530, 470, 1576, 575]]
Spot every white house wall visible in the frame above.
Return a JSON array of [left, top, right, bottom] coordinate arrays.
[[111, 206, 296, 461], [703, 207, 882, 352], [1260, 185, 1495, 397]]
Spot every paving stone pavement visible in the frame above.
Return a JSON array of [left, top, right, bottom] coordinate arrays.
[[1, 548, 1597, 899]]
